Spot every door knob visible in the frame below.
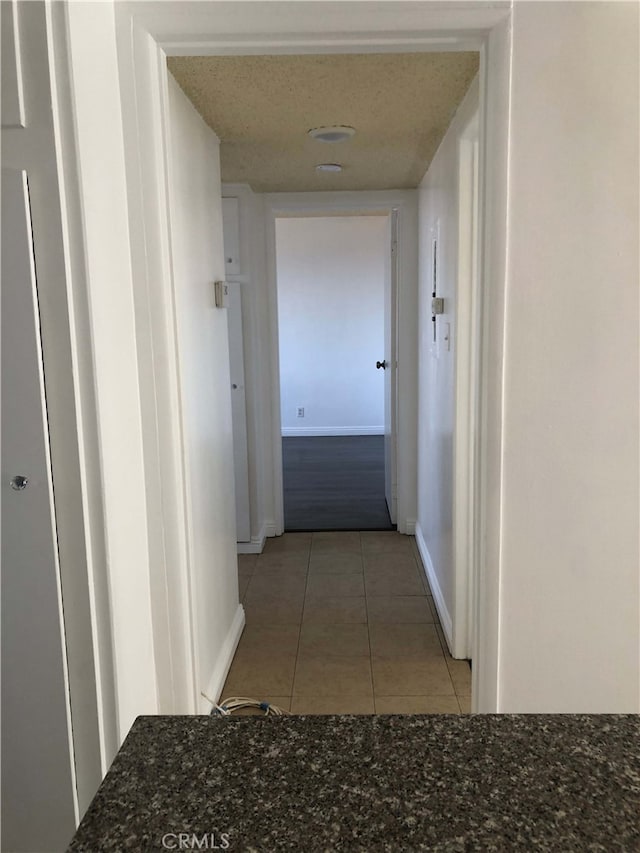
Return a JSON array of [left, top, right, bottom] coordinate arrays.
[[10, 475, 28, 491], [376, 360, 387, 370]]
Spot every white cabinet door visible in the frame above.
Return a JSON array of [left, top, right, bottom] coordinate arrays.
[[1, 169, 76, 851], [226, 281, 251, 542]]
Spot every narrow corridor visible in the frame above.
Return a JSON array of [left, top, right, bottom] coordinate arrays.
[[223, 531, 471, 713]]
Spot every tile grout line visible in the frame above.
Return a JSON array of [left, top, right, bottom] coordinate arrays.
[[360, 537, 379, 714], [289, 541, 313, 710]]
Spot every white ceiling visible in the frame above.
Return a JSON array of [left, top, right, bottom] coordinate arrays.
[[168, 52, 479, 193]]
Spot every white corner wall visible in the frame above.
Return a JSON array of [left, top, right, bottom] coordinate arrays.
[[496, 1, 639, 711], [416, 78, 479, 651], [276, 216, 387, 435], [167, 76, 244, 710]]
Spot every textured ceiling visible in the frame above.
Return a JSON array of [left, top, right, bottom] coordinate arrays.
[[167, 52, 479, 193]]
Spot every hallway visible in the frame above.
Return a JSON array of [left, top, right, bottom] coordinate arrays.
[[223, 532, 471, 713]]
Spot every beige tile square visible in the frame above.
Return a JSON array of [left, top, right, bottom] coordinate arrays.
[[222, 655, 296, 696], [366, 595, 434, 624], [293, 655, 373, 696], [375, 695, 460, 714], [237, 554, 257, 575], [219, 696, 292, 715], [371, 658, 455, 697], [308, 553, 363, 575], [262, 533, 312, 554], [364, 566, 424, 597], [244, 573, 307, 604], [458, 695, 472, 714], [311, 531, 361, 554], [363, 552, 419, 573], [254, 552, 309, 573], [302, 596, 367, 624], [291, 695, 375, 715], [298, 623, 370, 658], [305, 574, 365, 598], [233, 624, 300, 660], [360, 532, 414, 554], [369, 623, 443, 660], [243, 599, 304, 625], [446, 658, 472, 696]]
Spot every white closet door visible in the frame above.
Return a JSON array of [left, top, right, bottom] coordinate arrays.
[[1, 169, 76, 851], [226, 281, 251, 542]]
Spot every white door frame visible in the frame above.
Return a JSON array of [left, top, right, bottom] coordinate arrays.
[[453, 108, 481, 660], [264, 191, 415, 535], [55, 1, 511, 739]]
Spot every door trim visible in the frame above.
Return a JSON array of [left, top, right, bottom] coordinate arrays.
[[264, 191, 416, 535], [57, 2, 511, 720]]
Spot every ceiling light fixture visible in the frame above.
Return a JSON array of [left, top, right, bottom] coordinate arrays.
[[315, 163, 343, 173], [308, 125, 356, 143]]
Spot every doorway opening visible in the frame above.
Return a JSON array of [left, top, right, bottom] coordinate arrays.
[[274, 213, 395, 532]]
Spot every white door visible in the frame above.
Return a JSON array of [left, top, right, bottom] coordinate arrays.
[[383, 211, 398, 523], [226, 281, 251, 542], [1, 170, 77, 851]]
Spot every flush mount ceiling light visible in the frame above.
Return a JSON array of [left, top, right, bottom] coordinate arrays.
[[315, 163, 343, 173], [308, 125, 356, 143]]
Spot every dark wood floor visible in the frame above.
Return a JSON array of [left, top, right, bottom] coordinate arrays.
[[282, 435, 394, 531]]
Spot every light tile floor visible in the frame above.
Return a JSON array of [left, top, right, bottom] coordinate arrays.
[[223, 532, 472, 715]]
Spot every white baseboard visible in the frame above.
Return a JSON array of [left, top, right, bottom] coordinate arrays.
[[237, 520, 279, 553], [237, 523, 267, 554], [404, 518, 416, 535], [414, 524, 453, 653], [281, 426, 384, 437], [198, 604, 245, 714]]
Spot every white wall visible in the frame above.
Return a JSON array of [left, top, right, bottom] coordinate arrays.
[[494, 1, 639, 712], [276, 216, 387, 435], [416, 79, 479, 653], [167, 77, 244, 709]]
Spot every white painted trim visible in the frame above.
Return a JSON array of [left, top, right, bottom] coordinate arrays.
[[264, 521, 279, 539], [199, 604, 245, 714], [65, 1, 159, 739], [264, 202, 286, 536], [57, 2, 511, 730], [415, 524, 454, 651], [132, 3, 510, 58], [114, 14, 199, 718], [265, 189, 416, 535], [282, 426, 384, 437], [236, 522, 267, 554], [471, 20, 511, 714], [452, 80, 480, 662], [405, 518, 416, 536]]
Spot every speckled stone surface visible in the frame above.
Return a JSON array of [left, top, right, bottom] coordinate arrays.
[[69, 715, 639, 852]]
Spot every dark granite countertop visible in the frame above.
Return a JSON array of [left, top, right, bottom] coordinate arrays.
[[69, 715, 639, 852]]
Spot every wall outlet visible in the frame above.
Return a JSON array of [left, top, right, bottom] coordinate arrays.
[[297, 407, 305, 418]]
